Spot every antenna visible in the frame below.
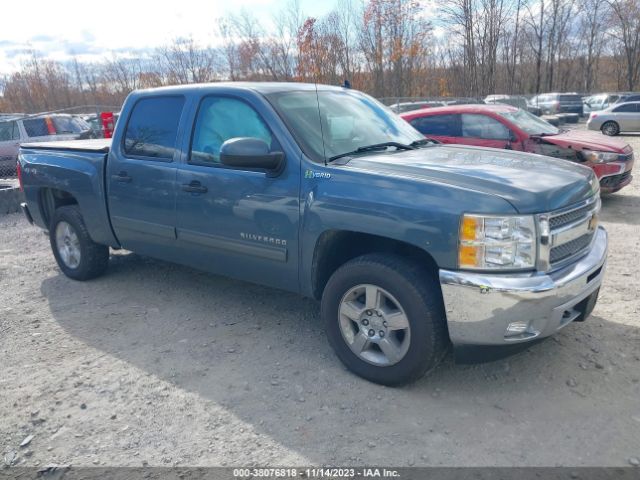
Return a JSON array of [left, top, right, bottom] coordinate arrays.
[[314, 82, 328, 167]]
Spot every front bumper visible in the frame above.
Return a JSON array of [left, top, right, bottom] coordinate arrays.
[[439, 227, 607, 345]]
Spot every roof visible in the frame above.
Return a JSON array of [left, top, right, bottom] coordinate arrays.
[[134, 81, 348, 96], [400, 103, 519, 118]]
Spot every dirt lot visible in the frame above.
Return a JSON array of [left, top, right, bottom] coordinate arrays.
[[1, 127, 639, 469]]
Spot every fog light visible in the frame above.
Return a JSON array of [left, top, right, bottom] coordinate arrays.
[[506, 321, 529, 336]]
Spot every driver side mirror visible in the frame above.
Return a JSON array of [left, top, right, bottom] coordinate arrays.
[[509, 131, 518, 143], [220, 137, 285, 175]]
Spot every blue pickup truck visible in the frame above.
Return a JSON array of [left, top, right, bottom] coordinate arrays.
[[17, 83, 607, 385]]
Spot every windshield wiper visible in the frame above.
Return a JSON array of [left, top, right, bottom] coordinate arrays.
[[328, 142, 415, 162], [410, 138, 438, 147]]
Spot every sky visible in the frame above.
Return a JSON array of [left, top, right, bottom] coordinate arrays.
[[0, 0, 338, 75]]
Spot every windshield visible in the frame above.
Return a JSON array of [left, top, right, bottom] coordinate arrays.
[[52, 116, 89, 134], [266, 89, 424, 162], [585, 94, 605, 106], [499, 108, 559, 136]]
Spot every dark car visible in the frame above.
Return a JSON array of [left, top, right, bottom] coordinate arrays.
[[615, 93, 640, 104], [530, 93, 584, 117]]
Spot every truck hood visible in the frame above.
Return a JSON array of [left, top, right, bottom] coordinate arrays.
[[344, 145, 597, 214], [535, 129, 629, 153]]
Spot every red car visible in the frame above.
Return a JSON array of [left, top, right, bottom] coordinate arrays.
[[401, 104, 634, 193]]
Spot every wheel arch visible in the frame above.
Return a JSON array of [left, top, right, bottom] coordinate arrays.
[[38, 187, 79, 228], [310, 229, 439, 300]]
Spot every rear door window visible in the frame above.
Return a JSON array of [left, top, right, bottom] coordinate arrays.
[[124, 96, 185, 160], [22, 118, 51, 137], [613, 104, 638, 113], [410, 114, 460, 136]]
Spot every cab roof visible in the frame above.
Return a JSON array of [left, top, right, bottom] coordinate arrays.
[[133, 81, 349, 97]]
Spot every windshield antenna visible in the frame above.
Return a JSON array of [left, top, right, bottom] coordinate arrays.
[[314, 82, 328, 166]]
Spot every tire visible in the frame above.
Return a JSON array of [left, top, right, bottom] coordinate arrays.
[[601, 121, 620, 136], [321, 254, 449, 386], [49, 205, 109, 280]]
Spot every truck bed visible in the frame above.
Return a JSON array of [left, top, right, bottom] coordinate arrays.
[[20, 138, 111, 153]]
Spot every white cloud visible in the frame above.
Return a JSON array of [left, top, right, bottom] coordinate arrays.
[[0, 0, 334, 74]]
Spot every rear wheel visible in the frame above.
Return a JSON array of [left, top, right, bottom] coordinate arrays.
[[50, 205, 109, 280], [601, 121, 620, 136], [321, 254, 449, 386]]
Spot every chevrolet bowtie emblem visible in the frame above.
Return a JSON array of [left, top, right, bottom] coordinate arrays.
[[588, 213, 598, 231]]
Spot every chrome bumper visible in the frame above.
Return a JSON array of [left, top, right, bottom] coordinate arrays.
[[439, 227, 607, 345]]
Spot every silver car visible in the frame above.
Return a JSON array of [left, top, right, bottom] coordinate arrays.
[[587, 101, 640, 136], [0, 114, 92, 176]]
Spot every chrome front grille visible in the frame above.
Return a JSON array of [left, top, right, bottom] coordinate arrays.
[[549, 203, 595, 229], [550, 232, 595, 263], [537, 196, 601, 271]]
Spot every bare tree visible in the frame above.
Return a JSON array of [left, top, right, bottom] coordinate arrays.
[[608, 0, 640, 90], [155, 37, 220, 85]]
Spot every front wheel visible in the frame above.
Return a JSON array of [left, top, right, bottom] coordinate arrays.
[[50, 205, 109, 280], [321, 254, 449, 386], [601, 121, 620, 136]]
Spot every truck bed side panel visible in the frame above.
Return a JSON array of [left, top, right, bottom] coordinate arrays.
[[19, 148, 120, 248]]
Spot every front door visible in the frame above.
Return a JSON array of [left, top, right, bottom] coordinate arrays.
[[175, 95, 300, 292], [456, 113, 517, 149], [106, 95, 187, 256]]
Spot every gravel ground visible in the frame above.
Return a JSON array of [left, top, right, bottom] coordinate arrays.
[[1, 127, 639, 468]]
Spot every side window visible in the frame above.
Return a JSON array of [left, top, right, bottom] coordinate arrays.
[[613, 104, 636, 113], [23, 118, 50, 137], [0, 122, 17, 142], [124, 96, 185, 160], [410, 114, 459, 136], [461, 114, 511, 140], [190, 96, 274, 165]]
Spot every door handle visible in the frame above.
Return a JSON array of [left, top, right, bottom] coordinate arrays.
[[182, 180, 208, 194], [112, 171, 132, 183]]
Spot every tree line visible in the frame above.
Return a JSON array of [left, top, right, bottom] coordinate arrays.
[[1, 0, 639, 114]]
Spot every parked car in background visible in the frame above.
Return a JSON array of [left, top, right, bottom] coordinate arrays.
[[485, 94, 543, 116], [530, 93, 584, 117], [389, 101, 446, 113], [80, 114, 105, 138], [614, 92, 640, 105], [583, 93, 624, 114], [587, 101, 640, 137], [401, 104, 634, 193], [0, 114, 93, 176], [485, 94, 528, 109]]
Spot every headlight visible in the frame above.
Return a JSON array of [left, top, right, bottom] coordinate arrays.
[[581, 149, 620, 163], [459, 214, 536, 270]]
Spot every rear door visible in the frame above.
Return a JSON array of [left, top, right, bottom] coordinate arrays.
[[106, 95, 187, 256], [611, 103, 640, 132], [457, 113, 515, 149], [174, 93, 300, 292]]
